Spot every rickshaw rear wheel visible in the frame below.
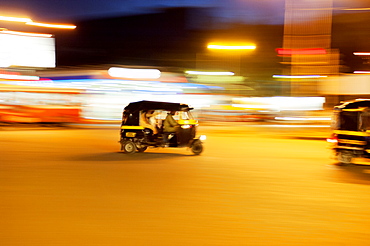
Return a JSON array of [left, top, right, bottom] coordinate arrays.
[[191, 140, 203, 155], [337, 150, 353, 165], [122, 141, 137, 154]]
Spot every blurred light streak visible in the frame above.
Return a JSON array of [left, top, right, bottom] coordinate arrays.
[[0, 29, 52, 38], [0, 74, 39, 80], [207, 44, 256, 50], [108, 67, 161, 79], [353, 52, 370, 56], [26, 21, 76, 29], [276, 48, 326, 56], [343, 8, 370, 11], [354, 71, 370, 74], [264, 124, 330, 128], [273, 75, 327, 79], [275, 116, 331, 121], [233, 97, 325, 111], [0, 15, 76, 29], [185, 71, 234, 76], [0, 16, 32, 23]]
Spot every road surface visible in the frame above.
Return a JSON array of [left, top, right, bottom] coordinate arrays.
[[1, 125, 370, 246]]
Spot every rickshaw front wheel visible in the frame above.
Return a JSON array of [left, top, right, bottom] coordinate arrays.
[[122, 141, 137, 154], [337, 150, 353, 165], [191, 140, 203, 155]]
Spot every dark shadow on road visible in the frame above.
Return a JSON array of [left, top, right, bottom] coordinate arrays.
[[71, 151, 195, 162], [330, 164, 370, 185]]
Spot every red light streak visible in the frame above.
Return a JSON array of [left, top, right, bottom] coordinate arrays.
[[276, 48, 326, 56]]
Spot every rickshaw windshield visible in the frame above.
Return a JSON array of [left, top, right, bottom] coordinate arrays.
[[337, 111, 359, 131], [178, 111, 192, 120]]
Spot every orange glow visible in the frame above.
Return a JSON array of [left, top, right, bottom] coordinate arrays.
[[0, 15, 76, 29], [26, 21, 76, 29], [343, 8, 370, 11]]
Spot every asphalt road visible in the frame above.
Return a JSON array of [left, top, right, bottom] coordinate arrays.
[[1, 124, 370, 246]]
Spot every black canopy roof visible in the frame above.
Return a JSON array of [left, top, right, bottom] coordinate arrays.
[[124, 100, 192, 113], [335, 99, 370, 110]]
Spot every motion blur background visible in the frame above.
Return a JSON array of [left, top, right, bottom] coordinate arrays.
[[1, 0, 370, 124], [5, 1, 370, 246]]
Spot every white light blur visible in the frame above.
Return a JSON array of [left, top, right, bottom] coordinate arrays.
[[186, 71, 235, 76], [0, 16, 32, 23], [108, 67, 161, 79], [0, 30, 53, 38], [0, 31, 55, 68], [199, 135, 207, 141], [0, 74, 39, 80], [353, 52, 370, 56], [354, 71, 370, 74]]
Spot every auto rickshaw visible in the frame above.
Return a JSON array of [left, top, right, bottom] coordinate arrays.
[[328, 99, 370, 165], [119, 100, 205, 154]]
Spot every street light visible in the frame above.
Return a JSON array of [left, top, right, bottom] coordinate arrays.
[[207, 43, 256, 50]]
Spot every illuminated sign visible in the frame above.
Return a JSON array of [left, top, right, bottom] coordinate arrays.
[[0, 30, 55, 68]]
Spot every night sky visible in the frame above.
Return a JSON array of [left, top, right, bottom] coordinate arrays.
[[1, 0, 370, 24], [1, 0, 369, 25], [1, 0, 287, 24]]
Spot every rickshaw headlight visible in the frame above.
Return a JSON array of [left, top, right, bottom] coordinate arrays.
[[199, 135, 206, 141], [326, 134, 338, 143], [181, 124, 191, 129]]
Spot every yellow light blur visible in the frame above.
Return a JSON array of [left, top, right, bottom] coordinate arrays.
[[207, 43, 256, 50], [273, 75, 327, 79], [0, 15, 32, 23], [0, 29, 53, 38], [185, 71, 235, 76], [26, 21, 76, 29], [344, 8, 370, 11]]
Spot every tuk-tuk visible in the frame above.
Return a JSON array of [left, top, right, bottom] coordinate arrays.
[[328, 99, 370, 165], [119, 100, 205, 155]]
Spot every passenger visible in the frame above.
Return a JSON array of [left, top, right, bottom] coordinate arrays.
[[147, 110, 159, 130], [163, 110, 179, 147], [140, 110, 158, 134]]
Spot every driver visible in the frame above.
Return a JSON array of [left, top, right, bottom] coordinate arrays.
[[163, 110, 179, 147]]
